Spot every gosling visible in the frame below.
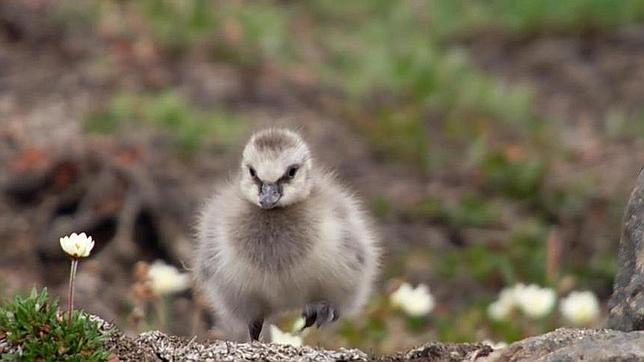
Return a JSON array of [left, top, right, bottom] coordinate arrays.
[[194, 128, 380, 341]]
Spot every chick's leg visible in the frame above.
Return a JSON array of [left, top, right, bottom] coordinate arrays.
[[248, 318, 264, 341], [301, 301, 339, 330]]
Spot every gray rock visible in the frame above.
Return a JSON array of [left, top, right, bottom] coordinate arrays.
[[608, 169, 644, 331], [376, 342, 493, 361], [102, 326, 643, 361], [136, 331, 368, 362], [105, 326, 368, 362], [483, 328, 644, 362]]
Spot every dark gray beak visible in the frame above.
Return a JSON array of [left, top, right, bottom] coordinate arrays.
[[259, 183, 281, 209]]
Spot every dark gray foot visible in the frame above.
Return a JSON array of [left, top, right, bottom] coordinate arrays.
[[301, 301, 339, 330], [248, 318, 264, 341]]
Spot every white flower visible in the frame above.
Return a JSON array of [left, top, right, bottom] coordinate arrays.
[[487, 287, 517, 321], [390, 282, 435, 317], [270, 325, 303, 346], [560, 290, 600, 326], [147, 260, 190, 296], [59, 232, 95, 258], [482, 340, 508, 350], [488, 283, 556, 320], [514, 284, 556, 319]]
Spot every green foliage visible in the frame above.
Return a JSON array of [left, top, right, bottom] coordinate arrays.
[[428, 0, 644, 38], [337, 295, 389, 349], [438, 244, 512, 284], [506, 220, 549, 284], [370, 195, 392, 218], [0, 288, 109, 362], [110, 0, 293, 65], [435, 304, 488, 343], [449, 196, 502, 228], [51, 1, 101, 28], [407, 195, 501, 229], [214, 2, 292, 67], [569, 251, 618, 294], [299, 1, 537, 170], [409, 198, 444, 221], [437, 219, 548, 286], [480, 151, 546, 200], [85, 91, 247, 154], [366, 108, 429, 167], [134, 0, 217, 54], [339, 314, 387, 347], [487, 317, 527, 343], [605, 110, 644, 139]]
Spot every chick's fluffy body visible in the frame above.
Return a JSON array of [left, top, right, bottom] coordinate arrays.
[[194, 129, 379, 341]]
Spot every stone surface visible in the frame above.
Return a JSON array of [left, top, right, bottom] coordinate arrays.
[[101, 326, 644, 362], [608, 169, 644, 331], [105, 327, 368, 362], [483, 328, 644, 362], [376, 342, 493, 361]]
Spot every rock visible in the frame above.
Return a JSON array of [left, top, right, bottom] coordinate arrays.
[[105, 327, 368, 362], [376, 342, 493, 361], [608, 169, 644, 331], [483, 328, 644, 362], [101, 324, 644, 361], [93, 316, 158, 361]]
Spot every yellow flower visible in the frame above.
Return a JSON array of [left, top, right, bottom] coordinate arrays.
[[390, 282, 435, 317], [59, 232, 95, 258], [147, 260, 190, 296]]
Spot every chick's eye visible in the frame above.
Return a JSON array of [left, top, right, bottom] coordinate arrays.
[[287, 166, 299, 178], [248, 167, 256, 178]]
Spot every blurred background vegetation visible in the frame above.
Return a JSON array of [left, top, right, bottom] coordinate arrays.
[[1, 0, 644, 354]]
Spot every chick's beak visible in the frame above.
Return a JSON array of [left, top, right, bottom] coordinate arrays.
[[259, 183, 281, 209]]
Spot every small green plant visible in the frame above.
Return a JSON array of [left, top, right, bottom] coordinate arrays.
[[0, 288, 109, 361]]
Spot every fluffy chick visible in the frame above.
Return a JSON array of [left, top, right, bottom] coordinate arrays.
[[194, 128, 379, 341]]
